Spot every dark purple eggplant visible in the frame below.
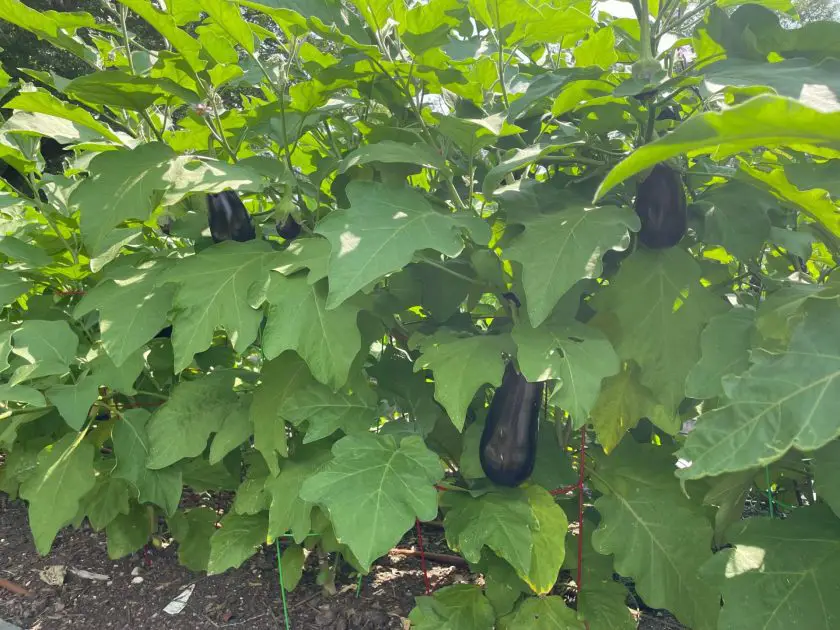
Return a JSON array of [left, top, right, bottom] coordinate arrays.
[[633, 163, 687, 249], [479, 362, 543, 487], [275, 214, 301, 240], [206, 190, 256, 243]]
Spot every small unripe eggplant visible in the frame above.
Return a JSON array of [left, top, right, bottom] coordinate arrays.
[[206, 190, 256, 243], [633, 163, 687, 249], [276, 214, 301, 240], [479, 362, 543, 487]]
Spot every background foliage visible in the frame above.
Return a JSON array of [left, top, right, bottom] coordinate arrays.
[[1, 0, 840, 628]]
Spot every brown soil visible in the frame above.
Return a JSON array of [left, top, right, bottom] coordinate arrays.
[[1, 493, 684, 629]]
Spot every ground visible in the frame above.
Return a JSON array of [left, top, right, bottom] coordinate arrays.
[[1, 493, 685, 629]]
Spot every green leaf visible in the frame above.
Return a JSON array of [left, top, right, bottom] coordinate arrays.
[[316, 181, 475, 308], [252, 353, 314, 474], [10, 320, 79, 386], [45, 376, 99, 431], [4, 90, 122, 143], [699, 181, 774, 260], [499, 596, 585, 630], [574, 27, 618, 70], [0, 384, 46, 407], [266, 442, 332, 542], [593, 249, 726, 432], [0, 236, 53, 268], [573, 532, 636, 630], [686, 308, 755, 400], [207, 513, 268, 574], [146, 373, 238, 469], [412, 331, 514, 431], [66, 71, 199, 111], [84, 475, 132, 531], [678, 298, 840, 480], [117, 0, 206, 71], [20, 434, 96, 555], [299, 433, 444, 570], [707, 505, 840, 630], [112, 409, 184, 515], [106, 501, 151, 559], [702, 469, 756, 546], [504, 205, 639, 327], [208, 398, 252, 466], [591, 442, 718, 630], [409, 584, 495, 630], [483, 141, 582, 197], [233, 476, 271, 515], [0, 269, 30, 305], [595, 95, 840, 200], [279, 544, 306, 591], [442, 489, 536, 576], [814, 440, 840, 518], [198, 0, 255, 53], [172, 507, 217, 571], [480, 551, 529, 616], [520, 485, 567, 595], [281, 379, 378, 443], [263, 274, 361, 389], [161, 241, 279, 373], [590, 363, 657, 453], [338, 140, 449, 173], [703, 57, 840, 113], [514, 315, 619, 425], [272, 237, 331, 282]]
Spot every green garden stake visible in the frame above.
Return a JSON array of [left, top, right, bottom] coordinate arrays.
[[765, 467, 775, 518], [276, 540, 292, 630], [356, 574, 363, 598]]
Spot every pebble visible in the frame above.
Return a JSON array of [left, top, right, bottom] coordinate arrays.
[[131, 576, 144, 585], [130, 567, 141, 576]]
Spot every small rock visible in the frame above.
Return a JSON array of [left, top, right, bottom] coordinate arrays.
[[131, 576, 144, 584], [130, 567, 141, 576]]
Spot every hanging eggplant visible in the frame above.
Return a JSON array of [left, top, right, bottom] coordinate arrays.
[[479, 362, 543, 487], [633, 163, 687, 249], [275, 214, 301, 240], [206, 190, 256, 243]]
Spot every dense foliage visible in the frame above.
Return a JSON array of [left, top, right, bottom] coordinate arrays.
[[1, 0, 840, 628]]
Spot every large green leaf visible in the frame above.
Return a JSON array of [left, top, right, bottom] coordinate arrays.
[[699, 181, 774, 260], [9, 320, 78, 386], [106, 501, 151, 559], [813, 440, 840, 519], [521, 485, 567, 595], [266, 443, 333, 542], [706, 506, 840, 630], [338, 140, 449, 173], [678, 298, 840, 480], [117, 0, 206, 71], [504, 205, 639, 326], [74, 260, 175, 367], [595, 95, 840, 200], [19, 434, 96, 554], [593, 249, 726, 432], [199, 0, 256, 53], [409, 584, 495, 630], [263, 274, 361, 389], [111, 409, 183, 515], [66, 71, 199, 111], [442, 489, 536, 577], [299, 433, 444, 570], [160, 241, 279, 373], [4, 90, 122, 143], [145, 373, 238, 469], [83, 475, 132, 531], [590, 442, 719, 630], [703, 57, 840, 113], [281, 379, 378, 443], [686, 308, 755, 400], [412, 331, 513, 431], [316, 181, 480, 308], [499, 596, 585, 630], [514, 315, 619, 426], [208, 397, 252, 465], [0, 269, 30, 305], [251, 353, 315, 473], [483, 141, 583, 197], [589, 363, 657, 453], [170, 507, 217, 571], [207, 513, 268, 574], [45, 375, 99, 431]]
